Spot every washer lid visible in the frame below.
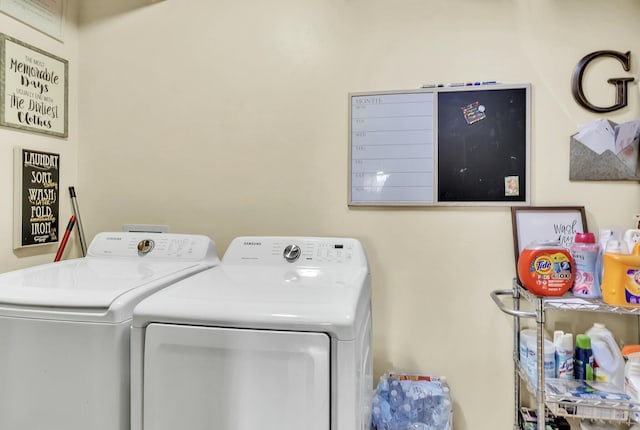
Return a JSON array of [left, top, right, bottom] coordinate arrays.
[[133, 265, 371, 340], [0, 258, 202, 310]]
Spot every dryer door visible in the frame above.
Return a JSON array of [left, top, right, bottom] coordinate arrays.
[[143, 324, 330, 430]]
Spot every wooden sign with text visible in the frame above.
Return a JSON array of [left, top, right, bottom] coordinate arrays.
[[0, 33, 68, 137], [14, 147, 60, 248]]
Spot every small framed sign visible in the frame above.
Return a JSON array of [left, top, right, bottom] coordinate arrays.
[[511, 206, 588, 266], [0, 0, 65, 41], [14, 147, 60, 248], [0, 33, 68, 137]]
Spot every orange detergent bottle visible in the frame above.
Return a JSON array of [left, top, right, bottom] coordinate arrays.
[[601, 243, 640, 307], [517, 241, 575, 296]]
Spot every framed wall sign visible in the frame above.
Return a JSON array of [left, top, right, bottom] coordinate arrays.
[[0, 0, 65, 41], [0, 33, 68, 137], [511, 206, 588, 266], [13, 147, 60, 248]]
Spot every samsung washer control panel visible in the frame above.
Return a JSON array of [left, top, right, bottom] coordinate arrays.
[[223, 236, 367, 267], [87, 232, 219, 262]]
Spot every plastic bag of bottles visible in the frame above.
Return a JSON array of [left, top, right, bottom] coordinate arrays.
[[372, 373, 452, 430]]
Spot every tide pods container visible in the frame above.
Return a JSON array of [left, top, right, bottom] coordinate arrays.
[[517, 241, 574, 296]]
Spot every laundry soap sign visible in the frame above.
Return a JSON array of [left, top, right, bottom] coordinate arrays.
[[0, 33, 68, 137], [14, 148, 60, 248]]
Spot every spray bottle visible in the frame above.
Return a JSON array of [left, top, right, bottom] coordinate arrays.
[[554, 330, 574, 379], [574, 334, 594, 381]]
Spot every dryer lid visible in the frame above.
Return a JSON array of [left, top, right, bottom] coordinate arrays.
[[0, 258, 202, 310]]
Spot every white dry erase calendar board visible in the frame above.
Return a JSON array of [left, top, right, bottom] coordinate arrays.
[[348, 84, 531, 206]]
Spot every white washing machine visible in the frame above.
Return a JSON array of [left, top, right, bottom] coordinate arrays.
[[0, 231, 220, 430], [131, 236, 372, 430]]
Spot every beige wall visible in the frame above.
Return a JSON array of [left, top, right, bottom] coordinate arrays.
[[75, 1, 640, 429], [0, 0, 80, 271], [0, 0, 637, 428]]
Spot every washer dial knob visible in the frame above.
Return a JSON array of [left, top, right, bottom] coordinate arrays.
[[283, 244, 301, 263], [137, 239, 155, 255]]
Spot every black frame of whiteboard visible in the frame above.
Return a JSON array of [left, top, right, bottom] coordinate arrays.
[[348, 83, 531, 206]]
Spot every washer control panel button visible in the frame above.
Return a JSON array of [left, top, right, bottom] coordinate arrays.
[[283, 244, 301, 263], [137, 239, 155, 255]]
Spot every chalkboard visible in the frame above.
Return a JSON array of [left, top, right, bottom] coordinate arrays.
[[349, 84, 531, 206], [13, 147, 60, 248]]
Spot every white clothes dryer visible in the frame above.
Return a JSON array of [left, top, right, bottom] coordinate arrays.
[[131, 236, 372, 430], [0, 232, 219, 430]]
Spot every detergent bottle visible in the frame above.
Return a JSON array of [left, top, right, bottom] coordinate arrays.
[[623, 229, 640, 255], [585, 323, 625, 391], [570, 232, 601, 298], [624, 350, 640, 422], [601, 242, 640, 307]]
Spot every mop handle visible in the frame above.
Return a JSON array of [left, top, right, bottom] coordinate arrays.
[[69, 186, 88, 256], [54, 215, 76, 262]]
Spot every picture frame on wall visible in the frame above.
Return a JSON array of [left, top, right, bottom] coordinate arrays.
[[510, 206, 588, 267], [0, 33, 68, 137], [13, 147, 60, 249], [0, 0, 65, 41]]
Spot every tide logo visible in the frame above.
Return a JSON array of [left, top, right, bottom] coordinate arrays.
[[532, 256, 553, 275]]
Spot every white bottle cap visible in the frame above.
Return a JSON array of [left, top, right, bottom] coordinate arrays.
[[554, 330, 564, 344]]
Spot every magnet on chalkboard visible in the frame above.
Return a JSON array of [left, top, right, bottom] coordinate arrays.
[[505, 176, 520, 196], [461, 101, 486, 125]]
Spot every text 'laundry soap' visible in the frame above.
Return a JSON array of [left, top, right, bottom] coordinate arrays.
[[518, 241, 574, 296]]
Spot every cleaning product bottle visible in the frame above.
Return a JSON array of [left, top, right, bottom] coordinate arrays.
[[624, 351, 640, 422], [623, 229, 640, 255], [570, 232, 601, 298], [585, 323, 625, 391], [519, 329, 536, 374], [543, 338, 556, 380], [595, 229, 613, 287], [523, 331, 555, 385], [554, 330, 574, 379], [601, 242, 640, 307], [574, 334, 594, 381]]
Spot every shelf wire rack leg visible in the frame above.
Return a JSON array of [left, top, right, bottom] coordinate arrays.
[[490, 282, 538, 430], [513, 282, 521, 430], [535, 296, 545, 430]]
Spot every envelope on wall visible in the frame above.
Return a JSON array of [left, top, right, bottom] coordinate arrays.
[[570, 121, 640, 181]]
